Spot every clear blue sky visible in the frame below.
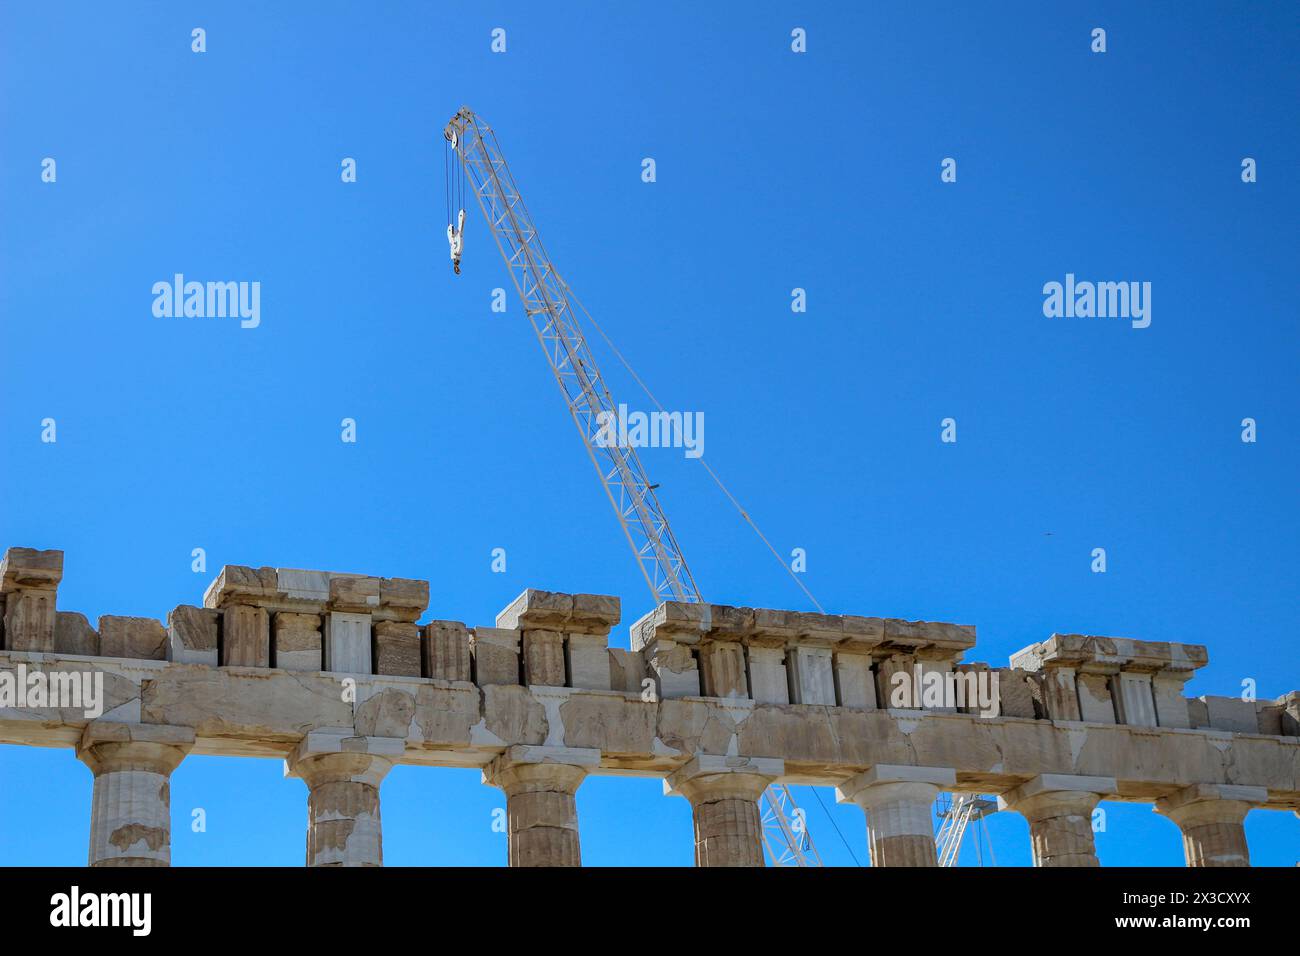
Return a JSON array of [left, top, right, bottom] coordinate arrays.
[[1, 2, 1296, 866]]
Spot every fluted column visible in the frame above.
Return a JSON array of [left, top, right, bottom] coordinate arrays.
[[837, 765, 954, 866], [665, 755, 783, 867], [76, 722, 196, 867], [482, 745, 599, 867], [999, 774, 1115, 867], [284, 731, 403, 867], [1155, 784, 1265, 867]]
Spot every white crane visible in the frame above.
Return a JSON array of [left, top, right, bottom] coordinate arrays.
[[935, 793, 999, 866], [442, 105, 819, 866]]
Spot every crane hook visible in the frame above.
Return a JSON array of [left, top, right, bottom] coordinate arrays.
[[447, 208, 465, 275]]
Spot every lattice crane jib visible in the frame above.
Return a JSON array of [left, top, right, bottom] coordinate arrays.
[[443, 106, 816, 866]]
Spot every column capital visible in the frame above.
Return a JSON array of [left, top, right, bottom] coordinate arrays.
[[76, 722, 195, 776], [77, 722, 194, 868], [285, 731, 402, 867], [483, 745, 598, 867], [836, 764, 956, 808], [1154, 784, 1264, 831], [1154, 784, 1263, 867], [664, 754, 784, 803], [997, 773, 1116, 812], [835, 765, 951, 867], [482, 745, 600, 793], [284, 730, 404, 788], [998, 774, 1112, 867], [666, 754, 779, 867], [1155, 783, 1267, 818]]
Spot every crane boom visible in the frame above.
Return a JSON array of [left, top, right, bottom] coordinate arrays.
[[443, 107, 699, 605], [443, 105, 820, 867]]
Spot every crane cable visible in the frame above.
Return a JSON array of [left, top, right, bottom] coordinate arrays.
[[445, 118, 855, 864], [810, 786, 863, 867], [562, 279, 869, 866], [444, 135, 452, 227], [444, 134, 464, 237], [557, 277, 827, 615]]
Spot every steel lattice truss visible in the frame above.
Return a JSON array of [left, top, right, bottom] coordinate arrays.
[[759, 784, 822, 866], [444, 106, 818, 866], [445, 107, 699, 606], [935, 792, 999, 866]]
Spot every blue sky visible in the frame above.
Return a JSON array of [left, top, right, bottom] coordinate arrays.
[[1, 1, 1297, 866]]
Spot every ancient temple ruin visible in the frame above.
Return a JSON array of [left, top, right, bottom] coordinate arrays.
[[1, 546, 1296, 867]]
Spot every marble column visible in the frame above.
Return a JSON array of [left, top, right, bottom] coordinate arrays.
[[1155, 784, 1265, 867], [837, 765, 955, 867], [999, 774, 1115, 867], [76, 722, 196, 867], [284, 731, 403, 867], [665, 755, 783, 867], [483, 745, 599, 867]]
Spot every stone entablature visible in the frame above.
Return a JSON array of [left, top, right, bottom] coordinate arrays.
[[1011, 633, 1212, 729], [2, 546, 1297, 868], [628, 601, 978, 709]]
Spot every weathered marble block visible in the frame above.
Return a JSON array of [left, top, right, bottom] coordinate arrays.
[[167, 605, 218, 665], [607, 647, 645, 694], [522, 629, 566, 686], [373, 620, 421, 677], [377, 577, 430, 623], [497, 588, 620, 636], [643, 639, 700, 699], [275, 569, 330, 602], [323, 611, 372, 674], [875, 654, 917, 710], [746, 643, 788, 704], [1280, 691, 1300, 737], [698, 640, 748, 699], [1011, 633, 1208, 727], [1113, 672, 1157, 727], [1041, 666, 1082, 720], [832, 652, 876, 710], [3, 589, 57, 652], [498, 589, 572, 629], [273, 611, 322, 672], [53, 611, 99, 656], [99, 615, 167, 660], [203, 565, 281, 608], [423, 621, 472, 682], [1152, 674, 1192, 729], [786, 645, 836, 705], [328, 574, 381, 614], [0, 547, 64, 590], [1256, 702, 1284, 736], [222, 605, 270, 667], [995, 667, 1036, 718], [470, 626, 520, 685], [1076, 672, 1117, 723], [881, 617, 976, 655], [916, 657, 960, 713], [565, 633, 611, 691], [1201, 695, 1259, 734], [326, 574, 427, 623]]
